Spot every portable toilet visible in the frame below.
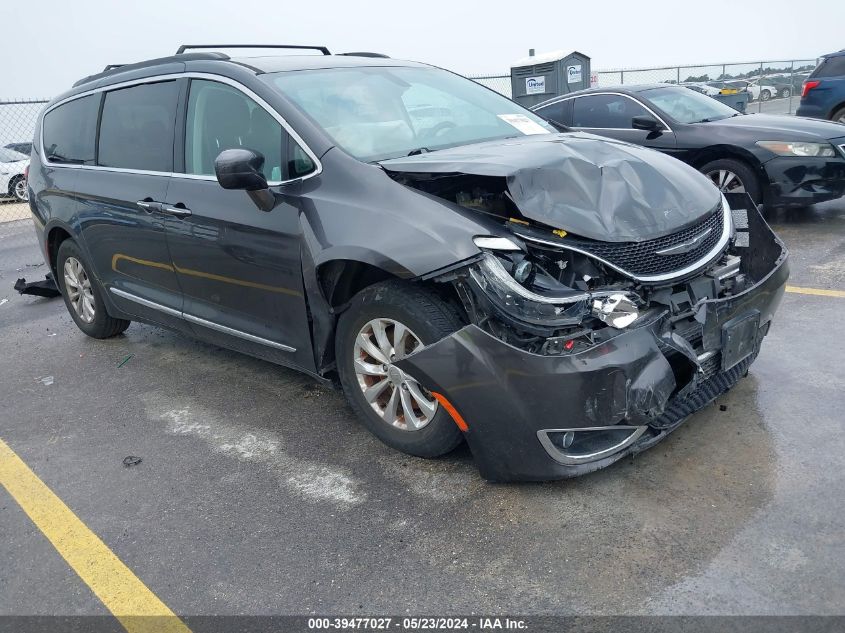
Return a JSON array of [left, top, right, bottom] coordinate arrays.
[[510, 50, 591, 108]]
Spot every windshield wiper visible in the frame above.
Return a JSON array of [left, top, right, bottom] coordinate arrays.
[[696, 113, 740, 123], [406, 147, 431, 156]]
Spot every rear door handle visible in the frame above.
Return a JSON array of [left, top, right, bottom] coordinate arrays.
[[161, 203, 192, 218]]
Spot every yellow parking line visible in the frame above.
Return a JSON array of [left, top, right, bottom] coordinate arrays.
[[0, 438, 191, 633], [786, 285, 845, 298]]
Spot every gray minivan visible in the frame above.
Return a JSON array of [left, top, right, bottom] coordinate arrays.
[[27, 45, 788, 481]]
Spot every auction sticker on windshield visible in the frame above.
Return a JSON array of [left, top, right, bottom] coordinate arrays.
[[497, 114, 550, 135]]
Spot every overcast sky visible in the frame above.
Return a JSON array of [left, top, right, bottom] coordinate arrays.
[[3, 0, 843, 97]]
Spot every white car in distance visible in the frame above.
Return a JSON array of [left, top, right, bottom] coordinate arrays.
[[0, 147, 29, 202]]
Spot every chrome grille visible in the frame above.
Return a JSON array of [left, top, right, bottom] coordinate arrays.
[[559, 206, 725, 278]]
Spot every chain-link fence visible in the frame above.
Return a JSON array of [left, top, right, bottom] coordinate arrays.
[[0, 100, 48, 288], [470, 58, 820, 116]]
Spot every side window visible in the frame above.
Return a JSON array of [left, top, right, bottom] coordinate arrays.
[[572, 94, 650, 128], [534, 100, 568, 126], [42, 95, 99, 165], [185, 79, 315, 182], [98, 81, 178, 171]]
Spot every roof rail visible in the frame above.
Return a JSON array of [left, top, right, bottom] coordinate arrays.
[[176, 44, 331, 55], [339, 52, 390, 58], [102, 64, 125, 71]]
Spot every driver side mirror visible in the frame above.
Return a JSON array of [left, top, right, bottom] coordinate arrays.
[[214, 148, 275, 212], [215, 148, 268, 191], [631, 115, 662, 131]]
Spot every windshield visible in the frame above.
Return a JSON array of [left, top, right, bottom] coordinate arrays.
[[643, 86, 740, 124], [264, 66, 555, 162], [0, 148, 27, 163]]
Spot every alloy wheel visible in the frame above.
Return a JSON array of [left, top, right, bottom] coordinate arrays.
[[13, 178, 27, 202], [707, 169, 746, 194], [63, 257, 95, 323], [353, 318, 438, 431]]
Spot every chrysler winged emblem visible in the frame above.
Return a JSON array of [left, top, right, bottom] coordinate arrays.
[[654, 228, 712, 256]]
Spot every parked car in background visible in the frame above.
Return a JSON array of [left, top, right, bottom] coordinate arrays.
[[763, 75, 798, 99], [720, 79, 776, 102], [744, 77, 781, 101], [28, 47, 789, 482], [706, 81, 739, 95], [0, 147, 29, 201], [4, 141, 33, 156], [533, 84, 845, 207], [681, 82, 722, 97], [797, 50, 845, 123]]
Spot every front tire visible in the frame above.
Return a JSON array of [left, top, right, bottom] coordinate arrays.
[[701, 158, 763, 206], [56, 239, 130, 339], [832, 106, 845, 124], [760, 89, 771, 102], [336, 280, 465, 458]]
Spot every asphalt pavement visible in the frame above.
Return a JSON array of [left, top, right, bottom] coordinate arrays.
[[1, 200, 844, 620]]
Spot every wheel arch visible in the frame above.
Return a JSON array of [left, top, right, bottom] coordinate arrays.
[[688, 144, 763, 172], [308, 255, 468, 376], [46, 224, 74, 278], [828, 101, 845, 120], [689, 145, 768, 194], [317, 258, 400, 310]]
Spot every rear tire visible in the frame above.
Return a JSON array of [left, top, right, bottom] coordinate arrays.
[[832, 106, 845, 124], [760, 89, 771, 102], [336, 280, 465, 458], [700, 158, 763, 206], [56, 239, 130, 339], [9, 175, 27, 202]]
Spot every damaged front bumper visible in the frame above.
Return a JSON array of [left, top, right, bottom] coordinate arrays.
[[396, 202, 789, 482], [764, 153, 845, 206]]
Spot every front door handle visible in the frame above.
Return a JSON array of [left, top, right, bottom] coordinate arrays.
[[136, 198, 162, 213], [161, 203, 192, 218]]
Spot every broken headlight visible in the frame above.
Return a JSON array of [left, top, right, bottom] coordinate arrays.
[[468, 251, 640, 329]]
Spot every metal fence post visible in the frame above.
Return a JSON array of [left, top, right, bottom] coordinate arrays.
[[676, 66, 680, 84], [620, 70, 624, 85], [758, 62, 764, 112], [788, 60, 795, 115]]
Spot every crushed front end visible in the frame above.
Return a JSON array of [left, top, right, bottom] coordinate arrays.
[[396, 193, 788, 481]]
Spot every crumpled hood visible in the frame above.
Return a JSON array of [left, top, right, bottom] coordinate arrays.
[[380, 133, 721, 242]]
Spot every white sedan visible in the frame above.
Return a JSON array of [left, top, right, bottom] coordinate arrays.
[[0, 147, 28, 202]]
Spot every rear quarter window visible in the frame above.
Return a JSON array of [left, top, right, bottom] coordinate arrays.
[[98, 81, 179, 172], [42, 94, 99, 165], [810, 56, 845, 79]]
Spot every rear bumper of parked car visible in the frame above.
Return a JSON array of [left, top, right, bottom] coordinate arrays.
[[396, 209, 789, 482], [763, 152, 845, 206], [796, 103, 828, 119]]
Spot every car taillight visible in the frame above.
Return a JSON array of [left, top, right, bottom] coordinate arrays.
[[802, 80, 820, 97]]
